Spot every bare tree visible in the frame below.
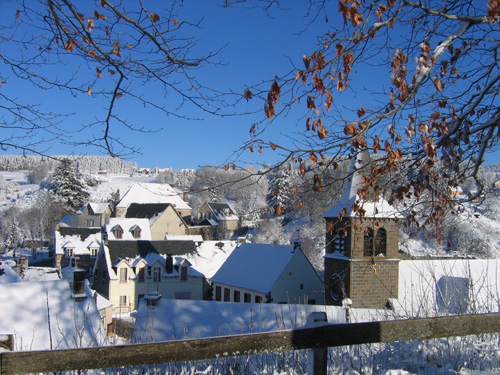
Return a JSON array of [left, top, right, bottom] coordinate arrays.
[[235, 0, 500, 229], [0, 0, 227, 157]]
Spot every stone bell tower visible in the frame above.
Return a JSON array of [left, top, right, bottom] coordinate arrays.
[[323, 152, 402, 309]]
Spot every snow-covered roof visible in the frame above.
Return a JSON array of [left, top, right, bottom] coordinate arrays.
[[206, 202, 239, 221], [0, 261, 22, 284], [105, 218, 151, 240], [55, 228, 103, 255], [323, 153, 403, 219], [22, 267, 61, 282], [79, 202, 111, 214], [117, 183, 191, 211], [165, 234, 203, 242], [210, 243, 299, 294], [133, 300, 345, 342], [0, 280, 108, 350]]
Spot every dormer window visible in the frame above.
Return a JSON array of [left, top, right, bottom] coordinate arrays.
[[89, 248, 98, 257], [64, 247, 74, 257], [114, 225, 123, 239], [132, 225, 141, 239]]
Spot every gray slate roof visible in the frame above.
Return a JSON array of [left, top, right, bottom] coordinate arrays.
[[124, 203, 171, 219], [106, 240, 197, 262], [58, 227, 101, 241]]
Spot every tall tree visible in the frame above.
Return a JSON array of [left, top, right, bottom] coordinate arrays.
[[48, 159, 90, 212], [239, 0, 500, 229], [266, 167, 294, 215]]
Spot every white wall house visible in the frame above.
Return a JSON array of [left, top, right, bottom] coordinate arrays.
[[210, 243, 324, 305], [92, 240, 206, 312]]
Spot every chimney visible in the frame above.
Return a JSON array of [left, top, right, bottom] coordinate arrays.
[[183, 188, 189, 203], [166, 255, 173, 274], [71, 257, 87, 301], [292, 229, 301, 252]]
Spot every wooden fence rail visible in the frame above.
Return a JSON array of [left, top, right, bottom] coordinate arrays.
[[1, 312, 500, 375]]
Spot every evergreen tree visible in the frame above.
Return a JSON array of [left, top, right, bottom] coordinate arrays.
[[266, 167, 293, 216], [5, 218, 22, 257], [48, 159, 90, 212]]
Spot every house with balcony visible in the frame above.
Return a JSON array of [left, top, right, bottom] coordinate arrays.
[[92, 240, 208, 312]]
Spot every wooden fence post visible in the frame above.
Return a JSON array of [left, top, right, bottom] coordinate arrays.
[[305, 312, 328, 375]]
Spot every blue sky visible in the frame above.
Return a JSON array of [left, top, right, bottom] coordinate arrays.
[[1, 1, 499, 169]]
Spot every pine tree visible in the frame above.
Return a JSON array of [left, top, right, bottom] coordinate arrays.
[[5, 218, 22, 257], [266, 167, 293, 216], [49, 159, 90, 212]]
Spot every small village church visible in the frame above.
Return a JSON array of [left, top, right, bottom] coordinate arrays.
[[323, 152, 403, 309]]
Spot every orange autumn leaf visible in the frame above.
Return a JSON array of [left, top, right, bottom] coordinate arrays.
[[115, 93, 123, 98], [224, 164, 229, 171], [258, 146, 263, 153], [87, 86, 91, 96], [64, 39, 75, 52], [357, 108, 366, 118], [15, 9, 20, 19], [300, 164, 305, 175], [151, 13, 160, 22], [173, 19, 180, 26], [318, 127, 328, 140], [247, 146, 253, 152], [108, 69, 115, 76], [270, 142, 277, 150], [298, 201, 303, 209], [96, 67, 102, 78], [293, 187, 298, 197]]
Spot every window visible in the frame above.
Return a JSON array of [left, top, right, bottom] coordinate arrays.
[[153, 267, 161, 282], [244, 293, 251, 303], [363, 228, 374, 257], [175, 292, 192, 300], [147, 267, 152, 277], [138, 268, 145, 283], [119, 268, 127, 283], [64, 248, 73, 257], [133, 226, 141, 239], [374, 228, 387, 256], [255, 295, 262, 303], [224, 288, 230, 302], [300, 284, 304, 290], [215, 286, 221, 301], [234, 290, 240, 303], [86, 219, 95, 227], [119, 295, 127, 306], [333, 229, 346, 252], [115, 226, 123, 239], [180, 267, 188, 281], [90, 248, 98, 257]]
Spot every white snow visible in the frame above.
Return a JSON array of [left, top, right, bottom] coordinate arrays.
[[117, 182, 191, 212], [210, 243, 297, 294], [0, 279, 108, 350]]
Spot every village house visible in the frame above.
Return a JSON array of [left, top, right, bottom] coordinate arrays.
[[115, 183, 192, 222], [59, 202, 113, 228], [210, 242, 324, 305], [123, 203, 189, 239], [54, 226, 103, 274], [191, 202, 240, 240], [92, 240, 208, 312]]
